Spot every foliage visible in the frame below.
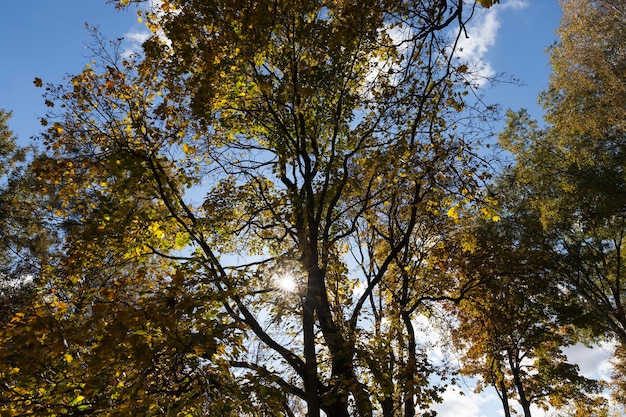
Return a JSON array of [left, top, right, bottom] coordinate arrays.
[[0, 110, 40, 280], [0, 1, 506, 416], [505, 0, 626, 347], [447, 178, 607, 417], [8, 0, 625, 415], [0, 110, 20, 177], [130, 0, 501, 414], [1, 59, 245, 417], [0, 110, 55, 314], [494, 0, 626, 409]]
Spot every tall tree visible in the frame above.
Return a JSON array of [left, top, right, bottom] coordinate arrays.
[[504, 1, 626, 342], [539, 0, 626, 345], [497, 0, 626, 405], [131, 3, 498, 416], [0, 112, 75, 415], [446, 176, 606, 417], [2, 1, 501, 416], [0, 109, 247, 415]]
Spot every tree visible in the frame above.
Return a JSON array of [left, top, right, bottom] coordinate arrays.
[[0, 109, 55, 326], [0, 112, 77, 415], [0, 113, 248, 415], [2, 1, 502, 415], [0, 110, 19, 177], [496, 0, 626, 404], [446, 177, 606, 417], [538, 0, 626, 346], [0, 109, 46, 281]]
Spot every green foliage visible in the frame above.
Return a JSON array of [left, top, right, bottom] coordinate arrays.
[[0, 110, 20, 177], [0, 110, 55, 301]]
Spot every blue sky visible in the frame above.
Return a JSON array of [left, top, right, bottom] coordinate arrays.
[[0, 1, 141, 142], [2, 1, 603, 416]]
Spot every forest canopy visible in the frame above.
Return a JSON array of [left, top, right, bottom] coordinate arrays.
[[0, 1, 624, 416]]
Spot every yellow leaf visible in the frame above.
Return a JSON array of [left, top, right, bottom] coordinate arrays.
[[447, 206, 459, 220], [10, 312, 25, 323], [64, 353, 73, 363]]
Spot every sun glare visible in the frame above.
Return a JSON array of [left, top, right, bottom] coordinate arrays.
[[277, 274, 297, 292]]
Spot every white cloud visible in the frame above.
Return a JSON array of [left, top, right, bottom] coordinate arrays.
[[432, 382, 559, 417], [563, 342, 615, 381], [455, 0, 529, 85], [501, 0, 529, 10], [432, 386, 494, 417], [125, 31, 150, 44], [122, 30, 151, 58], [435, 342, 615, 417], [455, 9, 499, 83], [121, 0, 175, 58]]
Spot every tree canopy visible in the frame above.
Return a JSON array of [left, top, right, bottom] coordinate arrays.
[[501, 0, 626, 348], [491, 0, 626, 410], [1, 1, 504, 416], [1, 0, 624, 416]]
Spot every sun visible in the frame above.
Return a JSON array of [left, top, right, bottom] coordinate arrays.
[[277, 274, 297, 292]]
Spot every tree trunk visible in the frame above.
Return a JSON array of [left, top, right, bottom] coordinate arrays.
[[508, 350, 532, 417], [495, 377, 512, 417], [402, 311, 416, 417], [381, 395, 394, 417], [303, 295, 320, 417]]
